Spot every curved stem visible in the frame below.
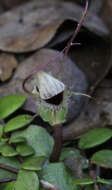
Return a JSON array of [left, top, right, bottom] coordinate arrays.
[[50, 125, 62, 162], [64, 0, 89, 57]]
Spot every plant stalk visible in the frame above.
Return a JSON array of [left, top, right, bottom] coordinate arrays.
[[50, 124, 62, 162]]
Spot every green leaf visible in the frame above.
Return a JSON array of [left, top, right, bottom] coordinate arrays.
[[9, 137, 26, 144], [0, 184, 7, 190], [14, 170, 39, 190], [85, 185, 94, 190], [78, 128, 112, 150], [10, 125, 54, 157], [0, 144, 18, 157], [4, 182, 15, 190], [60, 148, 81, 160], [16, 144, 34, 157], [0, 124, 3, 140], [91, 149, 112, 168], [40, 162, 77, 190], [97, 177, 112, 185], [0, 156, 19, 181], [60, 147, 88, 169], [20, 156, 46, 171], [4, 115, 32, 133], [74, 178, 94, 185], [0, 95, 26, 119], [0, 156, 20, 168]]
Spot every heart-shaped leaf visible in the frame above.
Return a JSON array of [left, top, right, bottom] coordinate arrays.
[[40, 162, 77, 190], [4, 115, 32, 133], [91, 150, 112, 168], [10, 125, 54, 157], [78, 128, 112, 150], [14, 170, 39, 190], [20, 156, 46, 171], [0, 95, 26, 119]]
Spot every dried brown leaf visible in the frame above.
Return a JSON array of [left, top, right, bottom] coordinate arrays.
[[0, 0, 108, 53], [0, 53, 18, 81]]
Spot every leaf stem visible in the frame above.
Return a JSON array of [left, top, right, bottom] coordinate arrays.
[[0, 177, 16, 183], [0, 163, 18, 174], [50, 124, 62, 162]]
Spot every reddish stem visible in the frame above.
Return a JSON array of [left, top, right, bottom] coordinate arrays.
[[23, 0, 89, 95], [50, 125, 62, 162]]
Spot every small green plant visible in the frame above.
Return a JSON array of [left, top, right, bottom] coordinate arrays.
[[0, 1, 112, 190]]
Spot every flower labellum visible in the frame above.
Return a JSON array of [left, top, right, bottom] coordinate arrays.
[[36, 71, 65, 100]]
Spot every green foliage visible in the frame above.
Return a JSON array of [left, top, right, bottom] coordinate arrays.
[[78, 128, 112, 150], [40, 162, 77, 190], [20, 156, 47, 171], [4, 115, 32, 133], [91, 149, 112, 168], [0, 144, 18, 157], [16, 144, 35, 157], [0, 94, 112, 190], [14, 170, 39, 190], [9, 125, 54, 157], [0, 94, 26, 119]]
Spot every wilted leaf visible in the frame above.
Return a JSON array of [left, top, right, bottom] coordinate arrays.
[[10, 125, 54, 157], [14, 169, 39, 190], [91, 150, 112, 168], [20, 156, 46, 171], [0, 144, 18, 157], [59, 147, 88, 178], [16, 144, 34, 157], [0, 94, 26, 119], [78, 128, 112, 150], [0, 53, 17, 82], [4, 114, 32, 133], [40, 162, 77, 190]]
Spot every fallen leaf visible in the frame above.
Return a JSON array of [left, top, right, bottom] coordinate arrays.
[[1, 0, 29, 10], [0, 53, 17, 81], [0, 0, 109, 53]]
